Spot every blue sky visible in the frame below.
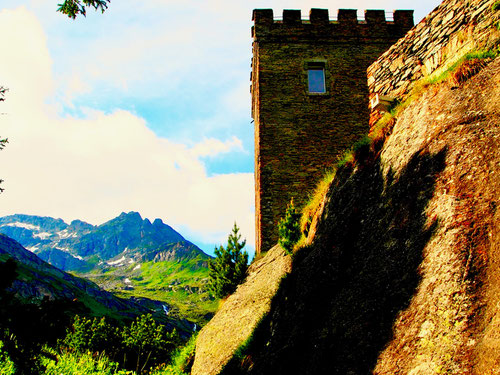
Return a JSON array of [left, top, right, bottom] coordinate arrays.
[[0, 0, 441, 258]]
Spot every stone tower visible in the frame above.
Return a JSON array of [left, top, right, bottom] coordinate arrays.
[[251, 8, 414, 254]]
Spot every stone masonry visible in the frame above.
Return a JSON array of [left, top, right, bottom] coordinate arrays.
[[251, 8, 414, 254], [368, 0, 500, 104]]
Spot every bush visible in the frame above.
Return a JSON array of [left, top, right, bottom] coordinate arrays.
[[60, 314, 179, 374], [278, 199, 301, 254], [122, 314, 179, 374], [208, 223, 249, 299], [61, 315, 121, 356]]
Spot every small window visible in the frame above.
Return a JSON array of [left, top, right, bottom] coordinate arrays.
[[308, 63, 326, 93]]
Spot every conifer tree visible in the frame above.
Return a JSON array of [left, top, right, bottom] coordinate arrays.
[[278, 198, 301, 254], [208, 223, 248, 299]]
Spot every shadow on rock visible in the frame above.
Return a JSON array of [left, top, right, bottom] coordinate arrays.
[[223, 147, 447, 375]]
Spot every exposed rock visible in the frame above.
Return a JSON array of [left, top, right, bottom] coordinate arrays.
[[191, 245, 292, 375]]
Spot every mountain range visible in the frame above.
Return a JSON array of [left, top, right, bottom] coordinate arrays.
[[0, 211, 205, 272], [0, 212, 217, 326]]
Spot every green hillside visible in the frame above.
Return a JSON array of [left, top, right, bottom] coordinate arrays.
[[84, 258, 217, 325]]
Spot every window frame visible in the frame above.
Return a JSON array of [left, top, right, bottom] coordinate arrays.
[[305, 60, 329, 95]]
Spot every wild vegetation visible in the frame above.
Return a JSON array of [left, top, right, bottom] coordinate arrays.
[[0, 253, 198, 374]]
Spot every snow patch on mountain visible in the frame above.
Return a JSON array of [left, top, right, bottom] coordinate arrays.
[[107, 256, 127, 266], [55, 246, 71, 253], [2, 222, 40, 231], [57, 229, 78, 239]]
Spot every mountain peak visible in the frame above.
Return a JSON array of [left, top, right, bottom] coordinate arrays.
[[153, 218, 164, 226], [119, 211, 142, 220], [0, 212, 199, 269]]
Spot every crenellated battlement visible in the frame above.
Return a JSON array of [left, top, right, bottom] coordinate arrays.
[[252, 8, 413, 41]]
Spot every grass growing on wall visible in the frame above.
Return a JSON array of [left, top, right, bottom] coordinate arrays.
[[422, 48, 499, 87], [295, 46, 499, 255], [299, 168, 336, 239]]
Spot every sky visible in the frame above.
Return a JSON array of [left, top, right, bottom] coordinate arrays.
[[0, 0, 441, 258]]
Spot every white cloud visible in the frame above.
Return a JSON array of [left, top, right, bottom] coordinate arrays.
[[0, 7, 254, 248], [191, 136, 243, 158]]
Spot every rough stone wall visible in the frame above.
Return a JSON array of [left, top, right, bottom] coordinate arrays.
[[252, 8, 413, 254], [368, 0, 500, 102]]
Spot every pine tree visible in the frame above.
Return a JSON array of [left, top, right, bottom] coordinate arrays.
[[208, 223, 248, 299], [278, 198, 301, 254]]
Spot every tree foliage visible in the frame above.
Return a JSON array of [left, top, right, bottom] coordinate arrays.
[[57, 0, 110, 19], [122, 314, 179, 374], [61, 314, 180, 374], [278, 199, 301, 254], [61, 315, 121, 356], [208, 223, 249, 299]]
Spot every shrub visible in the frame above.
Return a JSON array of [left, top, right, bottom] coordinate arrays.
[[61, 315, 121, 356], [121, 314, 179, 374], [278, 199, 301, 254], [61, 314, 179, 374]]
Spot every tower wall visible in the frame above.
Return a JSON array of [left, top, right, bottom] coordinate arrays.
[[252, 8, 414, 254]]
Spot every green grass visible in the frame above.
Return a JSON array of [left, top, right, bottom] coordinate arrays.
[[84, 259, 218, 325], [421, 48, 499, 87], [37, 340, 198, 375], [299, 168, 336, 240]]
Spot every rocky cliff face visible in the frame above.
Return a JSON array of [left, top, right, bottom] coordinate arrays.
[[192, 54, 500, 375]]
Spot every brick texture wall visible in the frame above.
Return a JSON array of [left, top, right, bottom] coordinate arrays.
[[252, 8, 413, 254]]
